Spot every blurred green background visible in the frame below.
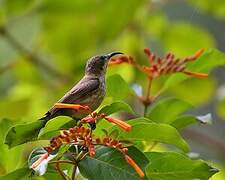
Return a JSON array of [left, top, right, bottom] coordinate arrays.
[[0, 0, 225, 179]]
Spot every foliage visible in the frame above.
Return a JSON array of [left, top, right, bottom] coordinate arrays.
[[0, 0, 225, 180]]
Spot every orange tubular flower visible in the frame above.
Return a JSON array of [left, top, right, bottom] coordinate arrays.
[[54, 102, 132, 132], [183, 71, 208, 78], [54, 103, 91, 111], [104, 116, 132, 132], [79, 110, 132, 132], [109, 48, 208, 79], [125, 155, 145, 178], [31, 153, 49, 169], [109, 55, 135, 65], [142, 48, 208, 79]]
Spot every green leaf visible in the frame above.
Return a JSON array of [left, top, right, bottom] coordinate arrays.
[[171, 113, 212, 129], [147, 98, 193, 124], [127, 123, 190, 152], [106, 74, 132, 100], [79, 146, 149, 180], [163, 48, 225, 90], [0, 119, 23, 173], [0, 168, 31, 180], [98, 101, 134, 115], [38, 117, 74, 139], [171, 115, 198, 129], [5, 121, 45, 148], [113, 119, 190, 152], [0, 166, 62, 180], [145, 152, 218, 180]]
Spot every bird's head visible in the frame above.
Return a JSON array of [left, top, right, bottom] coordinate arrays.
[[85, 52, 123, 76]]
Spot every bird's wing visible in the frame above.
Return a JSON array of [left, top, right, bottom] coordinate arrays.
[[58, 77, 100, 103], [44, 77, 100, 119]]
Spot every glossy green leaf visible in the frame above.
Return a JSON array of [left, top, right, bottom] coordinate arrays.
[[147, 98, 193, 124], [98, 101, 134, 115], [0, 168, 31, 180], [0, 119, 23, 173], [0, 166, 62, 180], [79, 146, 149, 180], [114, 119, 189, 152], [171, 115, 198, 129], [171, 113, 212, 129], [4, 121, 45, 148], [38, 116, 74, 139], [163, 49, 225, 90], [145, 152, 218, 180], [106, 74, 132, 100]]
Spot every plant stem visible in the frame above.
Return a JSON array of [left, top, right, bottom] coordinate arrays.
[[50, 160, 76, 165], [55, 161, 67, 180], [144, 78, 152, 117], [71, 164, 78, 180]]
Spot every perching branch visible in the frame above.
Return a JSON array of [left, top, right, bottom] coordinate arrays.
[[55, 161, 68, 180]]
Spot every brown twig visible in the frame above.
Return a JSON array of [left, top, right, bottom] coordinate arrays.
[[71, 164, 78, 180], [55, 161, 67, 180], [144, 78, 153, 117], [49, 160, 77, 166]]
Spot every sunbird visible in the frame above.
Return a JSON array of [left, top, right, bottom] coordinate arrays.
[[40, 52, 123, 129]]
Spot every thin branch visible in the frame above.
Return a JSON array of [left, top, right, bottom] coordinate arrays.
[[55, 161, 67, 180], [50, 160, 76, 166], [71, 164, 77, 180], [144, 78, 153, 117], [0, 26, 71, 83]]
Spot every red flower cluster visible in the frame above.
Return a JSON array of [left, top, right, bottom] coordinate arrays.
[[44, 126, 92, 155], [41, 126, 144, 178], [109, 48, 208, 79], [31, 103, 144, 177]]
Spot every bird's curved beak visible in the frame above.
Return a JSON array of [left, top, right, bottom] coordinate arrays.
[[105, 52, 123, 60]]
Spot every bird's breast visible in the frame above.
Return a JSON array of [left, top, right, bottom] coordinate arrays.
[[85, 79, 106, 110]]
